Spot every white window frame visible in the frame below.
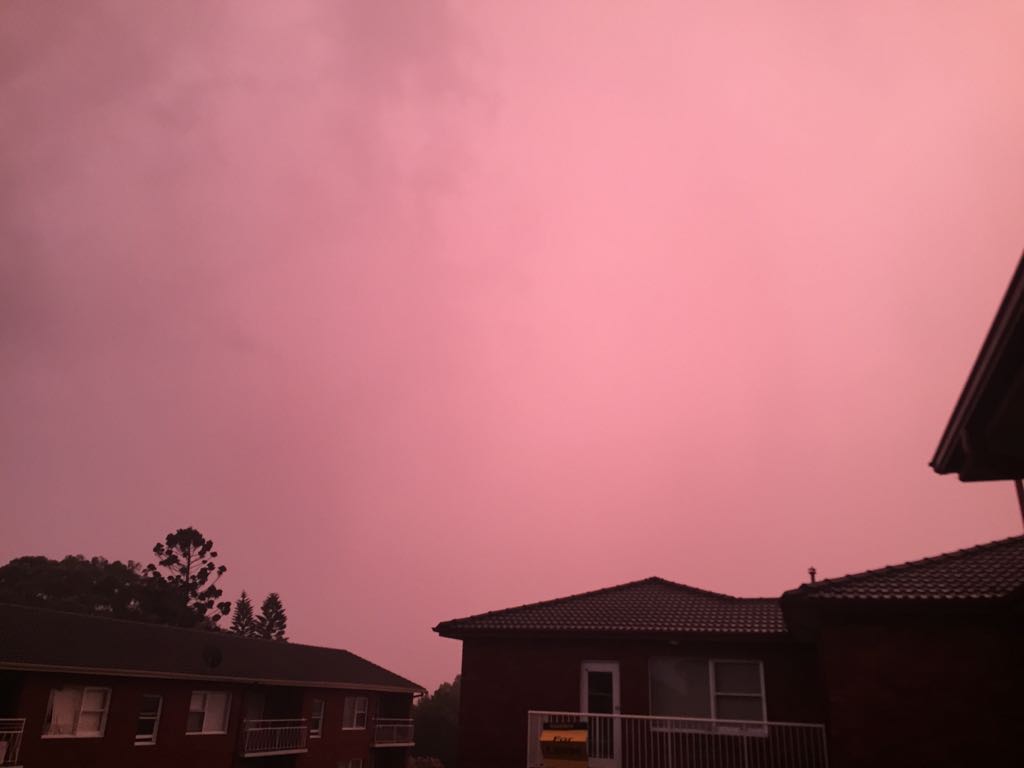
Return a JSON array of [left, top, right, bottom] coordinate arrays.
[[186, 691, 232, 735], [42, 686, 111, 739], [134, 694, 163, 746], [342, 696, 368, 730], [310, 698, 325, 738], [648, 658, 767, 735]]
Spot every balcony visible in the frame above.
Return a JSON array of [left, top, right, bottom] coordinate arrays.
[[240, 718, 310, 758], [374, 718, 415, 747], [527, 711, 828, 768], [0, 719, 24, 767]]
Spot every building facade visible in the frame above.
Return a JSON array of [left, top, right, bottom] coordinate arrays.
[[0, 604, 422, 768], [438, 539, 1024, 768]]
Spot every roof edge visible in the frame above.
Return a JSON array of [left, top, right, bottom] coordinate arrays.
[[781, 534, 1024, 601], [0, 661, 425, 693], [931, 249, 1024, 476], [433, 576, 776, 637]]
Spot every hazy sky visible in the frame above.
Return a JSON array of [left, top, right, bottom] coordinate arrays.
[[3, 1, 1024, 692]]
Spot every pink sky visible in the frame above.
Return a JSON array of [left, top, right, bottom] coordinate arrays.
[[3, 1, 1024, 692]]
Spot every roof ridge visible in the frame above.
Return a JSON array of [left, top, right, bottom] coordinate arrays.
[[788, 534, 1024, 594]]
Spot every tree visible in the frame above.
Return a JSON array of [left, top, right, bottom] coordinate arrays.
[[0, 555, 193, 625], [230, 591, 257, 637], [413, 675, 460, 768], [145, 528, 231, 627], [254, 592, 288, 641]]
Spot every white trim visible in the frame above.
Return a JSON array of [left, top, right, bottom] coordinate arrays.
[[309, 698, 324, 738], [0, 662, 423, 694], [42, 686, 111, 739], [342, 696, 369, 730], [134, 694, 162, 746], [185, 691, 231, 735], [580, 661, 622, 768], [647, 657, 767, 732]]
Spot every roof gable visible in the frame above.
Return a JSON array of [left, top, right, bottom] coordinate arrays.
[[434, 577, 786, 638]]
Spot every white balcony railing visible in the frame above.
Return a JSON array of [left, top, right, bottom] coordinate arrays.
[[240, 718, 310, 757], [0, 719, 25, 767], [527, 711, 828, 768], [374, 717, 415, 746]]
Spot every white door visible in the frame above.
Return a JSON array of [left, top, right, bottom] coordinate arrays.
[[580, 662, 621, 768]]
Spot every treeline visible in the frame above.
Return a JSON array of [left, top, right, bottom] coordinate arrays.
[[0, 527, 287, 640], [412, 675, 460, 768]]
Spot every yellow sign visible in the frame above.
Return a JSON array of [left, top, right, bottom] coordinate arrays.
[[540, 722, 588, 768]]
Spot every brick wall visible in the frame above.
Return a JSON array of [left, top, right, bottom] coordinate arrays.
[[456, 635, 823, 768]]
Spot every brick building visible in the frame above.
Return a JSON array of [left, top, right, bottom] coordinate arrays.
[[437, 535, 1024, 768], [0, 603, 423, 768]]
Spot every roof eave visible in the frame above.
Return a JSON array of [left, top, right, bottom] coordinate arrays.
[[0, 661, 426, 693], [931, 250, 1024, 481], [433, 627, 791, 641]]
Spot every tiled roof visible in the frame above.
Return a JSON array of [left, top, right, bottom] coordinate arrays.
[[433, 577, 786, 638], [0, 603, 424, 692], [784, 535, 1024, 602]]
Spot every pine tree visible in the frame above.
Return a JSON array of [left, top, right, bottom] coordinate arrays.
[[144, 527, 230, 627], [230, 591, 257, 637], [255, 592, 288, 641]]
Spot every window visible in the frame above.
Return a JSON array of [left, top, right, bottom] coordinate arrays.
[[342, 696, 368, 730], [339, 760, 363, 768], [43, 687, 111, 738], [186, 691, 231, 734], [310, 698, 325, 738], [135, 695, 162, 745], [650, 659, 765, 727]]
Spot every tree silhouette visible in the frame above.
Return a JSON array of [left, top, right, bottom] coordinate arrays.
[[145, 528, 231, 627], [255, 592, 288, 641], [230, 590, 257, 637], [413, 675, 460, 768], [0, 555, 194, 626]]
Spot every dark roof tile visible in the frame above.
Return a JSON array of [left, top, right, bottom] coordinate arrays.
[[785, 535, 1024, 602], [434, 577, 786, 638], [0, 603, 424, 692]]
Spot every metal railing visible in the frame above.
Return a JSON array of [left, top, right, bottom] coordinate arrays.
[[374, 717, 415, 746], [240, 718, 310, 757], [0, 719, 24, 767], [527, 711, 828, 768]]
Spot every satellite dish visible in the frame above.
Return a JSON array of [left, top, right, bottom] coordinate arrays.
[[202, 645, 223, 669]]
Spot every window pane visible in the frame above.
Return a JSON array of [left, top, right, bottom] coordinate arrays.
[[189, 692, 204, 712], [77, 712, 103, 734], [311, 699, 324, 734], [649, 658, 711, 718], [343, 697, 355, 726], [204, 693, 229, 732], [47, 688, 82, 735], [136, 719, 156, 737], [715, 695, 764, 721], [140, 695, 161, 717], [587, 671, 614, 714], [714, 662, 761, 695], [186, 711, 205, 733], [82, 689, 108, 711]]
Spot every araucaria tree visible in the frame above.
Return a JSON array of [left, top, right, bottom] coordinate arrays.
[[255, 593, 288, 641], [145, 528, 231, 627], [230, 590, 257, 637]]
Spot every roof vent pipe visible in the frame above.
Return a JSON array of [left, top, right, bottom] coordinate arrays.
[[808, 567, 817, 584]]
